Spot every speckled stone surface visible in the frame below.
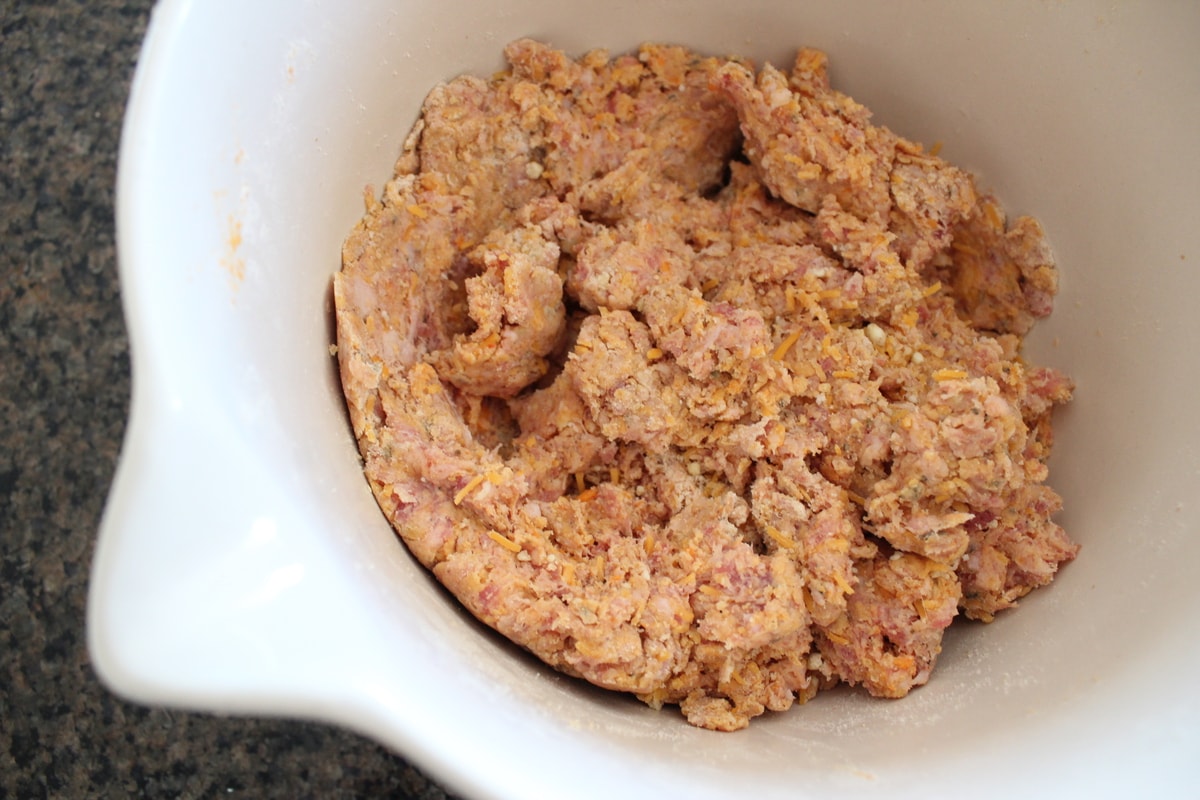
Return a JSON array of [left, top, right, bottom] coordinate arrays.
[[0, 2, 458, 797]]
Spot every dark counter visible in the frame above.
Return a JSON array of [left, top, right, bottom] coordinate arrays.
[[0, 2, 457, 796]]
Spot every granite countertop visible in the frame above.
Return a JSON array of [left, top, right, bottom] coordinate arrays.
[[1, 2, 456, 796]]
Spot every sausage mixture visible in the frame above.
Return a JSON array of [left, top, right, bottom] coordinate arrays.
[[333, 40, 1078, 731]]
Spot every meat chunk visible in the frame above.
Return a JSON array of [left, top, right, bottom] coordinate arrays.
[[818, 551, 962, 697], [931, 194, 1060, 335], [429, 224, 566, 397], [568, 310, 683, 448], [713, 57, 897, 220]]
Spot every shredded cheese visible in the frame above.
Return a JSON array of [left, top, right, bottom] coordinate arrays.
[[820, 333, 834, 357], [405, 203, 428, 219], [913, 600, 930, 621], [984, 201, 1004, 230], [765, 525, 795, 549], [487, 530, 522, 553], [466, 399, 482, 430], [797, 291, 834, 332], [453, 474, 486, 505], [574, 638, 606, 659], [773, 329, 803, 361], [933, 368, 969, 381]]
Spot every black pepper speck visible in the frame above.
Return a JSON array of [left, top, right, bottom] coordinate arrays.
[[0, 1, 460, 797]]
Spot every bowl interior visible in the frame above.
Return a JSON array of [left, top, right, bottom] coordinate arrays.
[[93, 1, 1200, 797]]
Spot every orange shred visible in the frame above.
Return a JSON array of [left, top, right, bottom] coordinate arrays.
[[773, 329, 803, 361], [453, 474, 486, 505], [487, 530, 522, 553], [765, 525, 795, 549]]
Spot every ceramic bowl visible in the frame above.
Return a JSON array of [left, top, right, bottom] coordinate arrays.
[[90, 2, 1200, 797]]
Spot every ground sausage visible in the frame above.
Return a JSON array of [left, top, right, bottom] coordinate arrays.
[[334, 40, 1077, 731]]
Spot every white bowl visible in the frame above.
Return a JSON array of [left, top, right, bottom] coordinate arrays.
[[91, 1, 1200, 797]]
